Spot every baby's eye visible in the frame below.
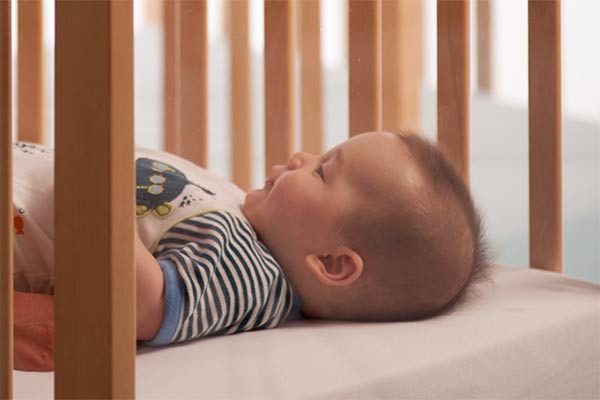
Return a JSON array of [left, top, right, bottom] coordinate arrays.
[[314, 165, 325, 181]]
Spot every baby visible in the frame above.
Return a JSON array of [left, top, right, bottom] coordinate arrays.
[[12, 131, 490, 370], [242, 131, 491, 322]]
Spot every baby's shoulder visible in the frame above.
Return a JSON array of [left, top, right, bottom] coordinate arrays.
[[184, 210, 257, 239], [155, 210, 260, 251], [181, 211, 278, 263]]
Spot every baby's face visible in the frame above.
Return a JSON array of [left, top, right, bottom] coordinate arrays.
[[242, 132, 422, 286], [242, 141, 353, 261]]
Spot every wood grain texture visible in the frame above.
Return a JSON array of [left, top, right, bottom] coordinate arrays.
[[476, 0, 491, 91], [382, 0, 422, 134], [230, 0, 251, 191], [17, 0, 44, 144], [0, 0, 14, 396], [349, 0, 382, 137], [264, 0, 296, 172], [164, 0, 176, 153], [300, 0, 323, 154], [437, 0, 470, 183], [178, 0, 208, 167], [528, 0, 562, 272], [145, 0, 163, 25], [54, 1, 135, 397], [163, 0, 207, 167]]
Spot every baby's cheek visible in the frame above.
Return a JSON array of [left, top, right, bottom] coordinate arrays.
[[271, 178, 316, 217], [272, 176, 302, 201]]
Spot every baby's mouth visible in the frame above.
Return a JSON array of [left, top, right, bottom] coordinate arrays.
[[264, 178, 274, 190]]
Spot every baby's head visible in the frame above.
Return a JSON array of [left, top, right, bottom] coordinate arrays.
[[242, 131, 491, 321]]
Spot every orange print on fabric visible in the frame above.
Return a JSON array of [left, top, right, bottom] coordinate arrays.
[[14, 216, 24, 235]]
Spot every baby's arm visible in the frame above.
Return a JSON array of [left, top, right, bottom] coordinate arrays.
[[12, 233, 163, 372], [135, 231, 166, 341]]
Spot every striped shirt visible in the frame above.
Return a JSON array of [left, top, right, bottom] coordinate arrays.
[[142, 211, 301, 346], [9, 142, 302, 341], [131, 147, 302, 345]]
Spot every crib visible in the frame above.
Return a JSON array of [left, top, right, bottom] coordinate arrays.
[[1, 0, 599, 398]]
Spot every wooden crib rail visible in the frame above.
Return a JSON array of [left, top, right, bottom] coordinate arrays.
[[53, 0, 135, 397], [17, 0, 44, 144], [264, 0, 296, 171], [1, 0, 14, 396], [437, 0, 470, 183], [528, 0, 562, 273], [163, 0, 207, 168], [300, 0, 323, 155], [476, 0, 492, 91], [349, 0, 382, 136], [382, 0, 422, 134], [230, 0, 252, 190]]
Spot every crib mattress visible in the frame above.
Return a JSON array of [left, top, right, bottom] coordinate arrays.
[[13, 264, 600, 399]]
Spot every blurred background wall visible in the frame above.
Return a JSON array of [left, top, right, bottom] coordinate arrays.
[[10, 0, 599, 282]]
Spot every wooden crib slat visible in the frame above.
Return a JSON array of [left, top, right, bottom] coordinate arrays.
[[179, 0, 207, 167], [163, 0, 207, 167], [437, 0, 470, 183], [223, 0, 231, 40], [300, 0, 323, 154], [382, 0, 422, 134], [349, 0, 382, 137], [528, 0, 562, 272], [230, 0, 251, 191], [164, 0, 176, 153], [145, 0, 162, 25], [17, 0, 44, 144], [477, 0, 492, 91], [265, 0, 296, 171], [0, 0, 13, 396], [55, 1, 135, 397]]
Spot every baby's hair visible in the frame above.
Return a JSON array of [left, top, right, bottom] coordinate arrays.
[[397, 132, 493, 318], [336, 132, 493, 321]]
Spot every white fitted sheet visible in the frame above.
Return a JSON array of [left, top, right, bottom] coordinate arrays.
[[14, 264, 600, 399]]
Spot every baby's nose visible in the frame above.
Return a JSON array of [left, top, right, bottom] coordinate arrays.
[[270, 164, 286, 180], [288, 151, 310, 169], [270, 152, 311, 179]]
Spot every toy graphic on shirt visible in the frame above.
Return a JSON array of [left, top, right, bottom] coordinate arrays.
[[136, 158, 215, 218], [14, 142, 52, 155]]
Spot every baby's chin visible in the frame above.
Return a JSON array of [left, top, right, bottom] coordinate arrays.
[[241, 190, 263, 229], [240, 194, 251, 220], [243, 184, 270, 210]]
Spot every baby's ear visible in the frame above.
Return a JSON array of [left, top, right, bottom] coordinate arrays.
[[304, 247, 363, 287]]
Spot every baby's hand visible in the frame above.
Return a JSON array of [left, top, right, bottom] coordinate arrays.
[[135, 230, 165, 341], [13, 291, 55, 372]]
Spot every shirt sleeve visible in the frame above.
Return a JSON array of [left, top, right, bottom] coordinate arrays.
[[141, 259, 184, 346], [140, 211, 294, 346]]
